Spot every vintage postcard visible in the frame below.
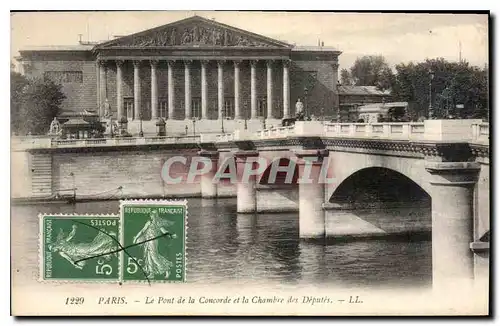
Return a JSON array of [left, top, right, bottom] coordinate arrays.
[[10, 11, 490, 316]]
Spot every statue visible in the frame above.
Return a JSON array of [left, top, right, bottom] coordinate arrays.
[[102, 98, 111, 118], [295, 98, 304, 115], [49, 117, 61, 136], [181, 29, 192, 44], [170, 28, 177, 45]]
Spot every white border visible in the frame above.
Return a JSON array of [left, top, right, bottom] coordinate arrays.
[[37, 213, 121, 284], [119, 199, 188, 284]]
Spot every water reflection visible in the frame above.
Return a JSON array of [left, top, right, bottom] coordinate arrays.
[[12, 198, 431, 288]]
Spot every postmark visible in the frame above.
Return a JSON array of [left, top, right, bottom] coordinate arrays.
[[39, 214, 120, 282], [120, 200, 187, 283]]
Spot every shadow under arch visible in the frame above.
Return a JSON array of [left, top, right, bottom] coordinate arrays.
[[330, 167, 431, 209], [259, 157, 299, 186]]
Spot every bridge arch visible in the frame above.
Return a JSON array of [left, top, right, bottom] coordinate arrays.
[[259, 157, 299, 185], [329, 166, 431, 207]]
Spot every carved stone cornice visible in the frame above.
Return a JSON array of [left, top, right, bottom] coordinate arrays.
[[470, 143, 489, 158]]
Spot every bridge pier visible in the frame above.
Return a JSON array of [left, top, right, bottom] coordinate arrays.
[[425, 162, 480, 285], [198, 150, 219, 198], [235, 150, 259, 213], [295, 149, 329, 239]]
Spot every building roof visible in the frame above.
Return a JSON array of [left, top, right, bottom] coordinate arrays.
[[62, 118, 90, 127], [19, 16, 341, 55], [292, 45, 341, 53], [338, 85, 390, 96], [19, 44, 95, 52]]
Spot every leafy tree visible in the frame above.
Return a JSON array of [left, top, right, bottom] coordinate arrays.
[[342, 55, 394, 90], [340, 68, 352, 86], [390, 58, 488, 120], [10, 72, 29, 134], [15, 76, 66, 135]]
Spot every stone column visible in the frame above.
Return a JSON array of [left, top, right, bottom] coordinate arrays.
[[250, 60, 258, 119], [217, 60, 224, 119], [184, 60, 192, 120], [198, 150, 219, 198], [150, 60, 158, 120], [425, 161, 480, 285], [116, 60, 124, 119], [235, 151, 259, 213], [283, 59, 291, 118], [98, 60, 107, 115], [234, 60, 241, 119], [295, 149, 329, 238], [201, 60, 208, 119], [266, 60, 273, 119], [167, 60, 175, 120], [133, 60, 141, 120]]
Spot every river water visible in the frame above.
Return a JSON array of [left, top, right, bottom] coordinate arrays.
[[12, 198, 432, 289]]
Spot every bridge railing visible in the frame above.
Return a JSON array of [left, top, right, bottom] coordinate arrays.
[[471, 123, 489, 143], [323, 122, 426, 140], [12, 135, 201, 150]]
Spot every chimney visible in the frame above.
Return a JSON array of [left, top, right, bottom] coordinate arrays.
[[321, 41, 324, 47], [78, 34, 83, 44]]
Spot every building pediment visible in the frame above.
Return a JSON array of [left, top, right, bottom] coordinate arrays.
[[95, 16, 291, 49]]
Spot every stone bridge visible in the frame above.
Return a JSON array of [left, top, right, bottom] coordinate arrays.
[[13, 119, 489, 284], [197, 119, 489, 284]]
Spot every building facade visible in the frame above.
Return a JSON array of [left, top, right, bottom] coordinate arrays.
[[17, 16, 341, 134], [337, 85, 392, 122]]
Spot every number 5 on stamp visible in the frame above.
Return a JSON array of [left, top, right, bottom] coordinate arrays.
[[39, 214, 120, 282], [120, 200, 187, 282]]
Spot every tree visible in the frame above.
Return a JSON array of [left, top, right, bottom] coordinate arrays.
[[389, 58, 488, 120], [340, 68, 352, 86], [14, 76, 66, 135], [10, 71, 29, 134], [342, 55, 394, 90]]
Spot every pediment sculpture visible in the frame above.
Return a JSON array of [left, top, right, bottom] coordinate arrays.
[[121, 24, 278, 48]]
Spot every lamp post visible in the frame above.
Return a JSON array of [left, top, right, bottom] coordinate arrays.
[[138, 110, 144, 137], [192, 117, 196, 136], [428, 70, 435, 119], [185, 125, 188, 135], [304, 87, 309, 117], [221, 110, 225, 133]]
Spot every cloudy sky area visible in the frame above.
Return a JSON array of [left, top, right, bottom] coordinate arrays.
[[10, 11, 488, 71]]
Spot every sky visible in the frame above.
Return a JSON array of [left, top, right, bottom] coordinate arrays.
[[10, 11, 489, 71]]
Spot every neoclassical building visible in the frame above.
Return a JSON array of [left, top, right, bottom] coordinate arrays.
[[17, 15, 341, 134]]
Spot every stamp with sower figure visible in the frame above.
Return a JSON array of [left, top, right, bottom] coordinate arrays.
[[39, 214, 121, 282], [120, 200, 187, 283]]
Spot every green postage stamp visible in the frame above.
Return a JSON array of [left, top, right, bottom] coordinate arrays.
[[39, 214, 121, 282], [120, 199, 187, 283], [38, 200, 187, 283]]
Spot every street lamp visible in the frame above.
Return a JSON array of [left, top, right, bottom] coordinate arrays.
[[138, 110, 144, 137], [304, 87, 309, 117], [428, 70, 435, 119], [221, 110, 225, 133], [192, 117, 196, 136]]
